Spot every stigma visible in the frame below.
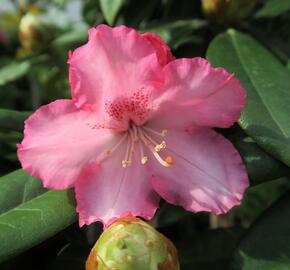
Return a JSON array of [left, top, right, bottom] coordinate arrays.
[[106, 124, 173, 168]]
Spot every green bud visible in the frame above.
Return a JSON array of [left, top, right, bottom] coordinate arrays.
[[86, 217, 179, 270], [201, 0, 257, 24]]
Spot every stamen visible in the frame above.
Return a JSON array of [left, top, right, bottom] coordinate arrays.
[[161, 129, 168, 137], [149, 144, 172, 167], [142, 129, 161, 148], [132, 124, 138, 141], [105, 124, 172, 168], [143, 126, 168, 138], [122, 159, 131, 167], [127, 129, 135, 160], [141, 156, 148, 165], [137, 127, 172, 167], [106, 133, 128, 156], [122, 134, 132, 168], [154, 141, 166, 152], [141, 128, 167, 152], [138, 138, 148, 165]]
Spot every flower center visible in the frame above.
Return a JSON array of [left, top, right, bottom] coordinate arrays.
[[105, 89, 150, 123], [106, 124, 173, 168]]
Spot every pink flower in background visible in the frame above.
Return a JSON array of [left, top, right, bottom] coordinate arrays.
[[17, 25, 249, 227]]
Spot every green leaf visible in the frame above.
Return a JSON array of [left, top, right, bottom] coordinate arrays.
[[0, 109, 30, 131], [206, 30, 290, 167], [153, 203, 192, 228], [287, 59, 290, 71], [99, 0, 124, 26], [0, 170, 45, 215], [143, 19, 206, 49], [255, 0, 290, 18], [228, 128, 290, 185], [230, 188, 290, 270], [178, 228, 244, 270], [232, 177, 290, 226], [0, 131, 22, 143], [0, 60, 30, 86], [51, 30, 88, 51], [122, 0, 160, 28], [0, 170, 77, 263]]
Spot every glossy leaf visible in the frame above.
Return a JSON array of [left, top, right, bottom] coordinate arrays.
[[99, 0, 123, 26], [0, 109, 30, 131], [0, 60, 30, 86], [0, 170, 77, 263], [230, 189, 290, 270], [255, 0, 290, 18], [232, 177, 290, 227], [207, 30, 290, 167], [228, 128, 290, 185], [0, 170, 45, 215]]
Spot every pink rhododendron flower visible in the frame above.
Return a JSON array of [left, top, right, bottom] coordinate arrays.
[[17, 25, 249, 227]]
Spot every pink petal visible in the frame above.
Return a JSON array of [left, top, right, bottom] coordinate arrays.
[[149, 127, 249, 214], [68, 25, 164, 111], [17, 100, 116, 189], [75, 143, 160, 227], [142, 32, 175, 66], [151, 57, 246, 129]]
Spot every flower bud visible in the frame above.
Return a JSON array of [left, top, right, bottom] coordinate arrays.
[[86, 217, 179, 270], [201, 0, 257, 24], [18, 12, 48, 53]]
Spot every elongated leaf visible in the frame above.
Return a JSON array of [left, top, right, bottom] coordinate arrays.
[[122, 0, 160, 27], [232, 177, 290, 226], [255, 0, 290, 18], [230, 189, 290, 270], [0, 60, 30, 86], [0, 170, 45, 214], [228, 128, 290, 185], [143, 19, 206, 49], [0, 170, 77, 263], [0, 109, 29, 131], [51, 30, 87, 51], [99, 0, 123, 25], [0, 131, 22, 143], [207, 30, 290, 167]]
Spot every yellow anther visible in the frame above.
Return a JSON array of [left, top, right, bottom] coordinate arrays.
[[161, 129, 168, 137], [154, 141, 166, 152], [141, 156, 148, 165], [122, 160, 131, 168]]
